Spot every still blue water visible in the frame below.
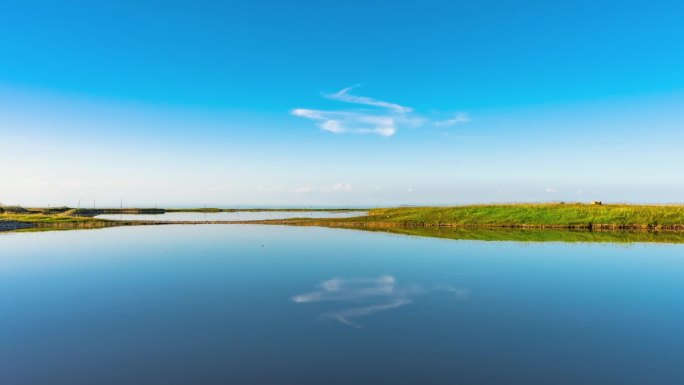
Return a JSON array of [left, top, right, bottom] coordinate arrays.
[[1, 225, 683, 384], [95, 211, 366, 222]]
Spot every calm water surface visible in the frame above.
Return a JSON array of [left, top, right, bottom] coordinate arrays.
[[95, 210, 366, 221], [1, 225, 683, 384]]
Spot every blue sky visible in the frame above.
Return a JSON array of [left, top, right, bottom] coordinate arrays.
[[1, 0, 683, 207]]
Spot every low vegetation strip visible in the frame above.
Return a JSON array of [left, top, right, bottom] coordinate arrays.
[[368, 204, 684, 229], [244, 203, 684, 230]]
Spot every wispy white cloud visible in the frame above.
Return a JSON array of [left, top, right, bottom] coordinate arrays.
[[292, 108, 397, 137], [323, 86, 413, 113], [295, 186, 314, 193], [325, 182, 353, 192], [433, 112, 470, 127], [293, 182, 355, 194], [292, 86, 468, 137]]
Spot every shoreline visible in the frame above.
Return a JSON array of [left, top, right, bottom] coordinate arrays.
[[4, 203, 684, 236]]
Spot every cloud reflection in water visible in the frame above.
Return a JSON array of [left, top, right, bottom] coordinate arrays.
[[292, 275, 468, 328]]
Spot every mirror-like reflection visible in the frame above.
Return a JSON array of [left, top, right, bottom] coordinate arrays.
[[292, 275, 469, 328], [2, 225, 684, 384], [310, 225, 684, 244]]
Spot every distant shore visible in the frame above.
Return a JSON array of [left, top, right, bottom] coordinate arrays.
[[0, 206, 367, 232]]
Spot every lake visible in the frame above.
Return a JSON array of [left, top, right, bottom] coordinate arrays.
[[2, 225, 683, 384], [95, 210, 367, 222]]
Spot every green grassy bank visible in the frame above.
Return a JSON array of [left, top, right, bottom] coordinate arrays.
[[249, 203, 684, 230], [0, 212, 132, 231], [371, 203, 684, 229]]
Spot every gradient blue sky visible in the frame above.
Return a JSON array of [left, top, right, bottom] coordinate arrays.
[[1, 0, 683, 207]]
